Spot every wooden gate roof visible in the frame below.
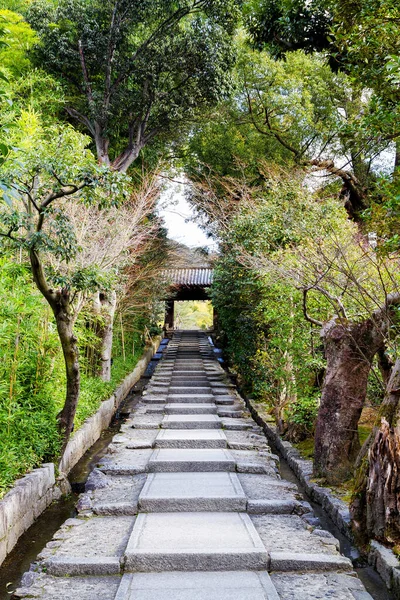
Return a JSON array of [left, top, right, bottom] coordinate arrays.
[[163, 267, 214, 288]]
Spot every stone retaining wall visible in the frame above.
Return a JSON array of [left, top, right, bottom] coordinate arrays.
[[243, 395, 400, 599], [0, 337, 161, 567]]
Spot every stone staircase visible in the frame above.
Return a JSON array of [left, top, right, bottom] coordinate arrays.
[[14, 331, 373, 599]]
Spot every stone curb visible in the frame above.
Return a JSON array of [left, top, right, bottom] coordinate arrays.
[[0, 463, 59, 566], [242, 394, 400, 599], [0, 336, 161, 567], [368, 540, 400, 597], [241, 396, 353, 538]]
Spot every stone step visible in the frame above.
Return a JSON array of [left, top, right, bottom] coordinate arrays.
[[155, 429, 227, 449], [148, 449, 236, 472], [165, 403, 217, 415], [169, 380, 210, 387], [124, 512, 269, 572], [218, 409, 244, 418], [115, 572, 279, 600], [166, 394, 215, 403], [171, 375, 210, 379], [161, 415, 222, 429], [138, 472, 247, 512], [169, 387, 212, 394]]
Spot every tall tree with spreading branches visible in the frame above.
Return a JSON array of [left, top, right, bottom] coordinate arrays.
[[28, 0, 240, 172]]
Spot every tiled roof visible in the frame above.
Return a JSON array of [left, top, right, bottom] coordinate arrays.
[[163, 268, 214, 287]]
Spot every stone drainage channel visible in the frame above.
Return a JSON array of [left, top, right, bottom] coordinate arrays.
[[0, 331, 387, 599]]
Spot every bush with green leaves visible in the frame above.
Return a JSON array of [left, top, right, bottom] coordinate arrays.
[[0, 255, 153, 497], [211, 175, 330, 434]]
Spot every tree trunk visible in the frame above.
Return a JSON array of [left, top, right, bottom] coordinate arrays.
[[395, 138, 400, 172], [93, 290, 117, 381], [55, 306, 81, 453], [111, 144, 142, 173], [314, 317, 384, 484], [94, 124, 110, 167], [351, 358, 400, 546], [29, 249, 80, 453]]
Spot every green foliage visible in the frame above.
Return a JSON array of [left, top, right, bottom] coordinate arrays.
[[0, 257, 61, 496], [286, 394, 319, 434], [27, 0, 241, 167], [243, 0, 334, 57], [0, 9, 39, 76], [0, 255, 150, 497], [174, 301, 213, 330], [211, 175, 331, 426]]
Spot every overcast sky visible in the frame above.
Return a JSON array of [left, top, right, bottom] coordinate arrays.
[[157, 177, 216, 249]]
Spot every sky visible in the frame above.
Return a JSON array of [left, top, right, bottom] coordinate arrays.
[[157, 177, 216, 249]]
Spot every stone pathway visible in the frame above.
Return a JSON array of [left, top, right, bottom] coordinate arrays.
[[14, 331, 373, 599]]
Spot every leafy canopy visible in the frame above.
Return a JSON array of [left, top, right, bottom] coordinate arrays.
[[28, 0, 241, 167]]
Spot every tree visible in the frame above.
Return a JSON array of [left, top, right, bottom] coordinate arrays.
[[64, 170, 162, 379], [351, 356, 400, 546], [28, 0, 240, 172], [243, 0, 334, 58], [0, 112, 129, 450], [0, 9, 39, 76], [238, 48, 387, 219], [187, 164, 400, 484]]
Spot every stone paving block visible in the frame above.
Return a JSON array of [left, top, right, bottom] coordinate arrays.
[[114, 429, 158, 446], [46, 555, 121, 576], [43, 516, 135, 575], [144, 406, 166, 415], [217, 409, 244, 418], [232, 450, 277, 475], [91, 474, 146, 515], [130, 415, 162, 427], [165, 403, 217, 415], [99, 449, 153, 474], [215, 397, 235, 405], [221, 418, 253, 430], [238, 474, 299, 504], [225, 431, 270, 450], [168, 387, 212, 394], [155, 429, 227, 449], [115, 571, 280, 600], [148, 448, 236, 472], [125, 512, 269, 572], [271, 572, 373, 599], [247, 499, 299, 515], [14, 574, 121, 600], [138, 472, 247, 512], [269, 552, 352, 572], [251, 514, 345, 557], [141, 398, 169, 406], [170, 380, 211, 387], [162, 415, 221, 429]]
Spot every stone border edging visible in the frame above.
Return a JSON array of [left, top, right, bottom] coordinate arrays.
[[0, 336, 161, 567], [242, 394, 400, 598], [240, 395, 353, 537]]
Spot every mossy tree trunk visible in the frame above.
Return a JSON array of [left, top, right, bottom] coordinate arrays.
[[351, 358, 400, 546], [314, 317, 385, 484], [30, 249, 80, 453]]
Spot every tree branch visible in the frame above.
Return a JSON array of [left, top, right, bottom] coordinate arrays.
[[65, 106, 96, 137], [302, 288, 323, 327]]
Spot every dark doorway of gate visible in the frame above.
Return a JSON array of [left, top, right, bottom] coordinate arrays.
[[162, 267, 215, 331]]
